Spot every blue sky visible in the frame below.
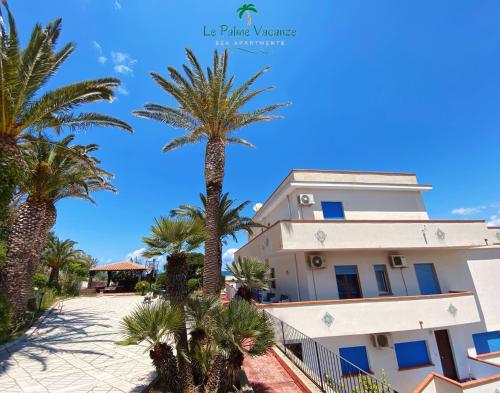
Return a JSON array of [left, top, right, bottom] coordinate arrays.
[[13, 0, 500, 266]]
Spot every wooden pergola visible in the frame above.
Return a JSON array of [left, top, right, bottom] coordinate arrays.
[[88, 260, 149, 291]]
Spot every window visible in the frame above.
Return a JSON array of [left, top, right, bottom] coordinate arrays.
[[339, 346, 370, 375], [472, 331, 500, 355], [270, 267, 276, 289], [374, 265, 391, 295], [285, 343, 303, 361], [321, 201, 345, 219], [394, 340, 432, 369], [414, 263, 441, 295], [335, 265, 362, 299]]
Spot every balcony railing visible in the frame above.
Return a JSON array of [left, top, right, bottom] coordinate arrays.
[[266, 311, 395, 393]]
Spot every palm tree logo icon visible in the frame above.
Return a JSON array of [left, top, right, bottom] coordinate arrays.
[[237, 4, 257, 26]]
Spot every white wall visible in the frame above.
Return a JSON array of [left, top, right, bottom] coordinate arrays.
[[265, 293, 479, 338], [271, 249, 478, 302], [291, 188, 429, 220], [466, 248, 500, 331], [315, 331, 443, 393]]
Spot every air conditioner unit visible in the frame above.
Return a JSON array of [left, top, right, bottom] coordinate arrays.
[[389, 255, 407, 268], [298, 194, 315, 206], [371, 333, 391, 349], [309, 255, 325, 269]]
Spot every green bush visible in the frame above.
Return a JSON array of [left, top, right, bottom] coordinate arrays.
[[40, 288, 58, 310], [33, 272, 49, 290], [187, 278, 200, 292], [61, 272, 81, 296], [0, 292, 12, 340], [154, 272, 166, 289], [135, 280, 150, 295]]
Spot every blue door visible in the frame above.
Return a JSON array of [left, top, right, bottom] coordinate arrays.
[[415, 263, 441, 295]]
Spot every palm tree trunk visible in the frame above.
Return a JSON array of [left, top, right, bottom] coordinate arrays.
[[219, 347, 244, 393], [203, 137, 226, 296], [217, 239, 223, 292], [166, 254, 195, 393], [204, 352, 226, 393], [2, 197, 55, 324], [48, 266, 60, 288], [0, 135, 22, 240], [150, 342, 181, 393]]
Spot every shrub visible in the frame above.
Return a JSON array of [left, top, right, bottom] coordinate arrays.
[[187, 278, 200, 292], [33, 273, 49, 290], [40, 288, 58, 310], [61, 273, 81, 296], [135, 280, 150, 295], [155, 272, 167, 289], [0, 292, 12, 340]]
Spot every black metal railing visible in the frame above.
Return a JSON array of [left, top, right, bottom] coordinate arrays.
[[265, 311, 394, 393]]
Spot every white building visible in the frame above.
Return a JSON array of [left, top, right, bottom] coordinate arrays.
[[234, 169, 500, 393]]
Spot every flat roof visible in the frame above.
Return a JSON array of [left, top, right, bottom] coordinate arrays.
[[254, 169, 427, 220]]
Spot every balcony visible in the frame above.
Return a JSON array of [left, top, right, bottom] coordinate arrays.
[[257, 292, 480, 338], [240, 220, 490, 256]]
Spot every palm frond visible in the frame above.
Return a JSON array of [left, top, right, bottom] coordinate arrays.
[[133, 49, 287, 154], [120, 301, 183, 349]]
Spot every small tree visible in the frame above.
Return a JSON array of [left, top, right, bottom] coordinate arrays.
[[135, 280, 150, 295], [227, 256, 272, 301]]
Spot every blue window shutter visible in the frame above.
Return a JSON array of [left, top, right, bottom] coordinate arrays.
[[339, 346, 370, 375], [394, 340, 431, 368], [335, 265, 357, 275], [414, 264, 441, 295], [472, 331, 500, 355], [321, 202, 345, 219]]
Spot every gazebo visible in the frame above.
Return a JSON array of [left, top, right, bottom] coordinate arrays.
[[88, 260, 149, 292]]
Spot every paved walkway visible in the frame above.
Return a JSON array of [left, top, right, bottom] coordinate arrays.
[[243, 350, 308, 393], [0, 296, 155, 393]]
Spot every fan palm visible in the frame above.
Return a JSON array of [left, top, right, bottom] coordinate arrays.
[[0, 1, 132, 228], [227, 256, 272, 301], [121, 300, 184, 392], [41, 233, 82, 288], [121, 296, 274, 393], [142, 217, 205, 392], [211, 299, 275, 392], [171, 193, 264, 277], [133, 48, 288, 296], [2, 135, 115, 323]]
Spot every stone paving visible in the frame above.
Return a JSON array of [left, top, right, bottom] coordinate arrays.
[[0, 295, 155, 393]]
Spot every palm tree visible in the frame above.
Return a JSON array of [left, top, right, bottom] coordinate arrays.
[[0, 2, 132, 227], [142, 217, 205, 392], [227, 256, 272, 301], [171, 193, 264, 277], [2, 135, 115, 323], [237, 4, 258, 26], [133, 49, 288, 296], [121, 300, 184, 392], [121, 297, 274, 393], [41, 233, 82, 288], [212, 299, 274, 392]]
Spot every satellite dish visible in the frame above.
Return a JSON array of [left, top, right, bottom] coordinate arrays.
[[253, 203, 263, 212]]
